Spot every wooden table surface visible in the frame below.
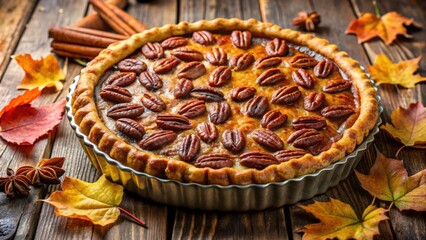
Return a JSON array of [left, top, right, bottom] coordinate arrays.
[[0, 0, 425, 239]]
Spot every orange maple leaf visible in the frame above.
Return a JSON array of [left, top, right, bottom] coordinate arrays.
[[0, 88, 41, 118], [368, 53, 426, 88], [356, 149, 426, 211], [14, 53, 65, 91], [298, 198, 388, 240], [345, 12, 420, 45]]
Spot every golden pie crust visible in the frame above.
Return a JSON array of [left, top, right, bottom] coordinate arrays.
[[72, 18, 378, 185]]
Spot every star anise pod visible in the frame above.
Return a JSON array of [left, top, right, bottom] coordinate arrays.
[[292, 11, 321, 31], [0, 168, 31, 198], [16, 157, 65, 187]]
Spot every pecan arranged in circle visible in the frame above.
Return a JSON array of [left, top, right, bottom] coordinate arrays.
[[231, 30, 252, 49], [115, 118, 145, 140], [261, 110, 287, 130], [209, 66, 232, 87], [242, 96, 269, 118], [252, 129, 284, 150], [256, 68, 285, 86], [141, 93, 166, 112], [141, 42, 164, 60], [271, 86, 301, 105], [230, 87, 256, 102], [178, 100, 206, 118], [160, 36, 188, 49], [209, 102, 232, 125], [194, 153, 233, 169], [274, 149, 308, 162], [196, 122, 218, 143], [156, 114, 192, 131], [254, 57, 282, 69], [172, 48, 204, 62], [304, 92, 325, 111], [177, 62, 206, 80], [105, 72, 136, 87], [323, 79, 352, 93], [139, 130, 177, 150], [222, 129, 245, 153], [100, 85, 132, 103], [291, 116, 326, 130], [193, 31, 215, 45], [117, 58, 147, 74], [230, 53, 255, 71], [314, 60, 334, 78], [265, 38, 288, 57], [205, 47, 227, 66], [287, 129, 323, 148], [139, 71, 163, 90], [174, 78, 193, 99], [107, 103, 145, 119], [321, 105, 355, 118], [240, 151, 278, 170], [290, 55, 317, 68], [153, 57, 181, 74], [292, 69, 314, 89], [190, 86, 224, 102], [178, 134, 201, 162]]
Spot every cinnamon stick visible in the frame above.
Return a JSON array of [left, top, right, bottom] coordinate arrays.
[[51, 42, 103, 57], [73, 0, 127, 30], [104, 2, 148, 32], [63, 26, 127, 40], [48, 27, 119, 48], [51, 49, 96, 60], [90, 0, 135, 36]]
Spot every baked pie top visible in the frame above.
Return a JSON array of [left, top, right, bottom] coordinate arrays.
[[72, 18, 378, 185]]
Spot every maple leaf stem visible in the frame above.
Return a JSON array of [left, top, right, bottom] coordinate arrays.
[[370, 197, 376, 206], [372, 0, 381, 17], [388, 201, 394, 211], [118, 206, 147, 228], [395, 145, 406, 159]]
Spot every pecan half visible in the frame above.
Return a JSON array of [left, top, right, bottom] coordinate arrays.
[[160, 36, 188, 49], [117, 58, 147, 74], [252, 129, 284, 150], [172, 48, 204, 62], [271, 86, 301, 105], [141, 42, 164, 60], [323, 79, 352, 93], [141, 93, 166, 112], [107, 103, 145, 119], [153, 57, 181, 74], [178, 135, 200, 162], [274, 149, 308, 162], [242, 96, 269, 118], [292, 69, 314, 89], [231, 30, 252, 49], [156, 114, 192, 131], [196, 122, 218, 143], [314, 60, 334, 78], [139, 130, 177, 150], [178, 100, 206, 118], [190, 86, 224, 102], [230, 87, 256, 102], [194, 153, 233, 169], [209, 102, 232, 125], [174, 78, 193, 99], [100, 85, 132, 103], [254, 57, 282, 69], [304, 92, 325, 111], [290, 55, 317, 68], [115, 118, 145, 140], [177, 62, 206, 79], [222, 129, 245, 153], [321, 105, 355, 118], [105, 72, 136, 87], [291, 116, 326, 130], [265, 38, 288, 57], [230, 53, 255, 71], [193, 31, 215, 45], [256, 68, 285, 86], [205, 47, 227, 66], [139, 71, 163, 90], [287, 129, 323, 148], [209, 66, 232, 87], [261, 110, 287, 130], [240, 151, 278, 170]]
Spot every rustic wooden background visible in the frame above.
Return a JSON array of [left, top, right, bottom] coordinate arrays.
[[0, 0, 425, 239]]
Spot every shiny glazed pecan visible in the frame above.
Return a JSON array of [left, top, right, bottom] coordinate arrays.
[[141, 93, 166, 112], [117, 58, 147, 74], [265, 38, 288, 57], [139, 130, 177, 150], [105, 72, 136, 87], [107, 103, 145, 119], [274, 149, 308, 162], [242, 96, 269, 118], [252, 129, 284, 151], [172, 48, 204, 62], [321, 105, 355, 118], [256, 68, 285, 86], [174, 78, 193, 98], [153, 57, 181, 74], [209, 66, 232, 87], [115, 118, 145, 140], [139, 71, 163, 90], [314, 60, 334, 78], [209, 102, 232, 124], [254, 57, 282, 69], [287, 129, 323, 148], [160, 36, 188, 49], [178, 100, 206, 118], [156, 114, 192, 131], [230, 87, 256, 102], [178, 134, 200, 162], [231, 30, 252, 49], [261, 110, 287, 130], [271, 86, 301, 105], [323, 79, 352, 93], [304, 92, 325, 111], [292, 116, 326, 130], [194, 153, 233, 169], [205, 47, 227, 66], [190, 86, 224, 102], [193, 31, 215, 45], [292, 69, 314, 89], [290, 55, 317, 68], [141, 42, 164, 60], [177, 62, 206, 79], [222, 129, 245, 153], [196, 122, 218, 143], [240, 151, 278, 170], [100, 85, 132, 103], [230, 53, 255, 71]]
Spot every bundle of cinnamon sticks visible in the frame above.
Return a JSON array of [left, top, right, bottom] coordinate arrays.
[[49, 0, 148, 60]]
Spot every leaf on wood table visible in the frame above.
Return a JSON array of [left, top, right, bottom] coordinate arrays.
[[0, 100, 66, 145], [298, 198, 388, 240], [15, 53, 65, 91], [345, 12, 421, 45], [356, 149, 426, 211], [368, 53, 426, 88], [0, 88, 41, 118]]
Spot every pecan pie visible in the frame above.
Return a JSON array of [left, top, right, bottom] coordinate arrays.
[[72, 19, 378, 185]]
